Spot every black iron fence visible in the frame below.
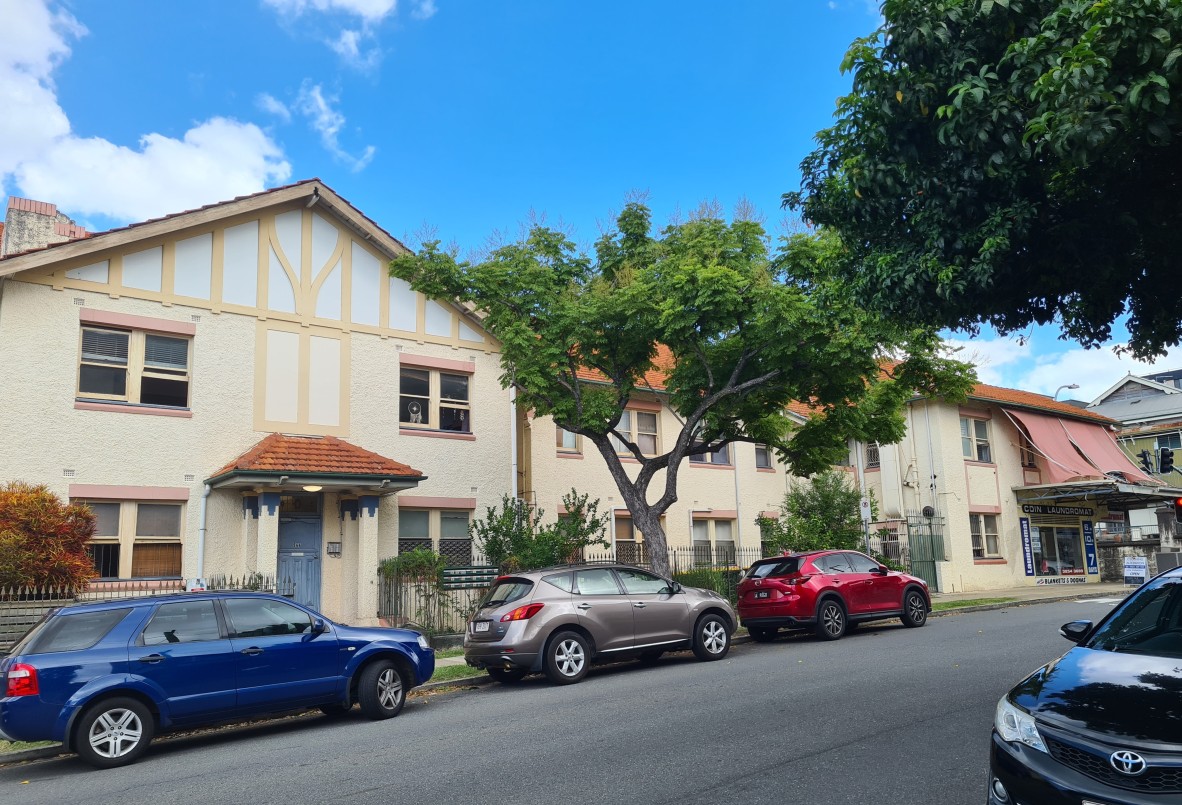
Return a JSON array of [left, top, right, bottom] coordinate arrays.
[[378, 566, 495, 635]]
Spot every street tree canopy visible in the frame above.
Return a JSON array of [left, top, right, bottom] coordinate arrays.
[[390, 203, 974, 576], [785, 0, 1182, 359]]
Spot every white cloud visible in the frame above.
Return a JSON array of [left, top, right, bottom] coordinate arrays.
[[412, 0, 437, 20], [261, 0, 398, 23], [295, 81, 376, 172], [257, 93, 292, 123], [2, 0, 291, 223], [329, 28, 382, 71], [943, 334, 1032, 387]]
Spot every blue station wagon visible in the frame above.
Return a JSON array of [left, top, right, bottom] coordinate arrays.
[[0, 591, 435, 768]]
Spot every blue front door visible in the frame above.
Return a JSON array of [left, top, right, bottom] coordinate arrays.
[[278, 517, 321, 611]]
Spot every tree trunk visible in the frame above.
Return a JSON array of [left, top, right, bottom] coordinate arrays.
[[630, 505, 671, 578]]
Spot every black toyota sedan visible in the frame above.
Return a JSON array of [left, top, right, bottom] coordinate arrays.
[[988, 566, 1182, 804]]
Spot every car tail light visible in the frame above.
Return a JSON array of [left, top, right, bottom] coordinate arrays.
[[6, 663, 39, 697], [783, 574, 813, 586], [500, 602, 545, 622]]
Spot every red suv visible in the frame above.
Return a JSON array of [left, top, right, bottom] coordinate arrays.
[[737, 550, 931, 642]]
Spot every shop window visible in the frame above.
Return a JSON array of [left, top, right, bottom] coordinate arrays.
[[1033, 525, 1084, 576]]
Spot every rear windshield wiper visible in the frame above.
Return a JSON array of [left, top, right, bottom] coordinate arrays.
[[481, 599, 507, 608]]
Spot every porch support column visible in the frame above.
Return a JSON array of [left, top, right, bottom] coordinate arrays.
[[356, 495, 380, 623], [256, 492, 281, 580]]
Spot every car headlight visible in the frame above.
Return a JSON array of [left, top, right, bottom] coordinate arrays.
[[416, 634, 431, 651], [994, 697, 1047, 753]]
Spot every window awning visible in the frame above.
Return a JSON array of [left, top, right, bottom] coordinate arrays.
[[1002, 408, 1160, 486]]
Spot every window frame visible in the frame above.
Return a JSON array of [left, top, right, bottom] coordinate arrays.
[[77, 325, 192, 409], [689, 442, 732, 466], [397, 507, 474, 566], [556, 425, 581, 454], [960, 417, 993, 463], [76, 499, 184, 580], [399, 367, 472, 433], [754, 444, 773, 469], [610, 409, 660, 457], [969, 512, 1001, 559]]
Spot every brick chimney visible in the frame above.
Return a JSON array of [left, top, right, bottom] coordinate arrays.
[[1, 197, 89, 257]]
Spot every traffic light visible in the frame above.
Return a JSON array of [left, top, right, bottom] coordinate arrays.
[[1174, 496, 1182, 524], [1139, 450, 1155, 474], [1160, 447, 1176, 475]]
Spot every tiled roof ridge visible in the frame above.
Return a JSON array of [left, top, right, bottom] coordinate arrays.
[[211, 432, 422, 479], [969, 382, 1114, 424]]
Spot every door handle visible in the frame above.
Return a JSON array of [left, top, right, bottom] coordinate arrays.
[[137, 654, 165, 664], [240, 647, 264, 656], [632, 602, 647, 609], [576, 603, 593, 610]]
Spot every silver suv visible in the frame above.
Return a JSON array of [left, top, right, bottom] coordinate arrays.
[[464, 563, 736, 685]]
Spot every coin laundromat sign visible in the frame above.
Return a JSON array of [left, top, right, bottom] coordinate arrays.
[[1020, 504, 1095, 517]]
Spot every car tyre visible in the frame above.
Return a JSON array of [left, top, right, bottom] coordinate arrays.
[[815, 599, 846, 641], [692, 614, 731, 661], [747, 626, 777, 643], [544, 631, 590, 684], [358, 659, 407, 719], [901, 589, 929, 628], [74, 696, 155, 769], [487, 667, 528, 684]]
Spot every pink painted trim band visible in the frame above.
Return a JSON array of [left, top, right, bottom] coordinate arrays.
[[760, 510, 779, 519], [399, 428, 476, 441], [964, 460, 996, 467], [692, 509, 738, 519], [970, 505, 1003, 514], [397, 496, 477, 509], [556, 452, 584, 460], [689, 462, 734, 470], [70, 484, 191, 501], [864, 467, 881, 473], [76, 401, 193, 418], [399, 353, 476, 373], [958, 406, 992, 420], [625, 399, 662, 412], [756, 467, 776, 473], [80, 308, 196, 335], [973, 558, 1008, 565]]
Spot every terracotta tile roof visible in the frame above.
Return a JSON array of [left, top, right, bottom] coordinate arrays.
[[0, 178, 409, 262], [968, 383, 1115, 424], [574, 343, 677, 391], [210, 433, 423, 479]]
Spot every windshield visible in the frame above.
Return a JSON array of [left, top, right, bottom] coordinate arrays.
[[479, 579, 533, 609], [746, 558, 801, 579], [1088, 576, 1182, 658]]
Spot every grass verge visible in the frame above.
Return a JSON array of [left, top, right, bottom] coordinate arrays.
[[932, 597, 1017, 612], [429, 663, 484, 684], [0, 740, 58, 755]]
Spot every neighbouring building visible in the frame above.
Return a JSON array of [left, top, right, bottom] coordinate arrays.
[[854, 383, 1181, 593]]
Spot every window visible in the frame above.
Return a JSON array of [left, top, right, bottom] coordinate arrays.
[[845, 552, 880, 573], [817, 554, 853, 573], [755, 444, 773, 469], [575, 568, 623, 595], [224, 598, 312, 637], [690, 442, 732, 466], [141, 600, 222, 645], [969, 513, 1001, 558], [865, 442, 880, 469], [78, 326, 191, 407], [611, 410, 659, 456], [556, 426, 579, 453], [1158, 433, 1182, 451], [398, 508, 472, 565], [399, 367, 470, 432], [613, 515, 649, 565], [19, 608, 133, 655], [615, 568, 670, 595], [76, 500, 183, 579], [960, 417, 992, 463], [1019, 433, 1038, 468], [691, 519, 736, 565]]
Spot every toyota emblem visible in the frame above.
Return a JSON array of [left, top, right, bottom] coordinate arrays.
[[1110, 750, 1148, 776]]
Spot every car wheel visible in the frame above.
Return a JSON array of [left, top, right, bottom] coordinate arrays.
[[901, 589, 929, 628], [544, 631, 590, 684], [747, 626, 777, 643], [637, 650, 664, 665], [692, 614, 731, 661], [487, 667, 528, 684], [814, 599, 846, 641], [74, 696, 155, 769], [358, 659, 407, 719]]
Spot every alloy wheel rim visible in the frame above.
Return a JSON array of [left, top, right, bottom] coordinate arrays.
[[702, 621, 727, 653], [555, 639, 585, 675], [823, 605, 843, 635], [377, 668, 404, 709], [907, 595, 926, 623], [89, 708, 143, 758]]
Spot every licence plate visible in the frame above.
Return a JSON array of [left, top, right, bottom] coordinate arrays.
[[474, 621, 490, 633], [754, 591, 770, 599]]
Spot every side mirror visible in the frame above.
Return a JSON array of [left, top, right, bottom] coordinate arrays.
[[871, 565, 889, 575], [1059, 620, 1092, 644], [312, 618, 327, 635], [670, 582, 683, 594]]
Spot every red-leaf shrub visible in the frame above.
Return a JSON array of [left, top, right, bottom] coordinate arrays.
[[0, 481, 97, 588]]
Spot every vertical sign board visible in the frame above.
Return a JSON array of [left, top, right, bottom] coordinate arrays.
[[1082, 521, 1098, 575], [1123, 556, 1149, 586], [1019, 517, 1035, 576]]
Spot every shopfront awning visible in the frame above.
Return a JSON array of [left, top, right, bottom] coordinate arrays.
[[1014, 480, 1182, 512], [1002, 408, 1161, 485]]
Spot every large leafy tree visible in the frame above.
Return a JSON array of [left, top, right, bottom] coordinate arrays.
[[391, 204, 973, 577], [786, 0, 1182, 359]]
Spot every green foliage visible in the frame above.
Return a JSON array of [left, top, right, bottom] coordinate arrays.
[[471, 491, 610, 572], [378, 547, 447, 583], [673, 567, 742, 605], [392, 202, 973, 576], [0, 481, 97, 588], [787, 0, 1182, 359], [756, 471, 867, 554]]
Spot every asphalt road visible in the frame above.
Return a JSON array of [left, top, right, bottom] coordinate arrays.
[[1, 600, 1122, 805]]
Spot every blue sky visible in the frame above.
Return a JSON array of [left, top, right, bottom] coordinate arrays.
[[2, 0, 1175, 401]]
